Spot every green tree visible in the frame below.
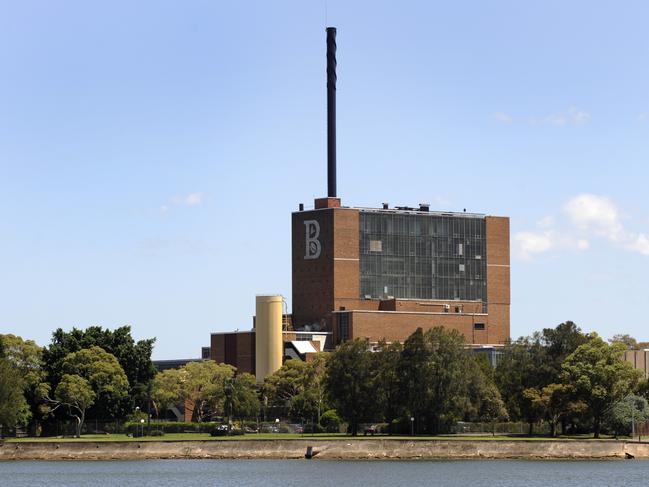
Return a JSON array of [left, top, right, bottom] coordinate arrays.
[[0, 334, 45, 434], [373, 340, 403, 432], [263, 355, 328, 423], [42, 326, 155, 419], [182, 361, 235, 422], [325, 339, 378, 435], [62, 346, 129, 415], [397, 327, 479, 434], [396, 328, 429, 432], [52, 375, 96, 438], [609, 334, 638, 350], [296, 354, 328, 423], [224, 373, 260, 422], [495, 337, 550, 434], [607, 394, 649, 437], [263, 359, 307, 419], [476, 381, 508, 435], [319, 409, 342, 433], [467, 355, 508, 433], [0, 358, 31, 436], [151, 368, 183, 417], [562, 334, 642, 438], [522, 383, 585, 437], [540, 321, 589, 375], [39, 347, 129, 435], [153, 361, 236, 422]]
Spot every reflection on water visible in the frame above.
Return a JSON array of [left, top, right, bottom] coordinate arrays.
[[0, 459, 646, 487]]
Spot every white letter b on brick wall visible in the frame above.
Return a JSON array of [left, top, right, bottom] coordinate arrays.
[[304, 220, 321, 260]]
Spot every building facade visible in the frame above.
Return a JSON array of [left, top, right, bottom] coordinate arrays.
[[292, 197, 510, 346]]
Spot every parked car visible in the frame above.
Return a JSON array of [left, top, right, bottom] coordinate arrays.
[[363, 425, 377, 436]]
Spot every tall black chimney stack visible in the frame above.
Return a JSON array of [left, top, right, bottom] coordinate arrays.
[[326, 27, 337, 198]]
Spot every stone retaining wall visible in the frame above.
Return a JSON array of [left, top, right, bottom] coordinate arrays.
[[2, 439, 649, 461]]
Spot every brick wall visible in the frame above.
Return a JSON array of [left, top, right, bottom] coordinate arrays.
[[292, 203, 511, 346], [485, 216, 510, 344], [345, 310, 490, 344]]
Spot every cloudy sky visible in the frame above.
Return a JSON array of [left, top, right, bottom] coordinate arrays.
[[1, 1, 647, 358]]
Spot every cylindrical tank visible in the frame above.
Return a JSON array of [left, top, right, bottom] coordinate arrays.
[[255, 295, 283, 382]]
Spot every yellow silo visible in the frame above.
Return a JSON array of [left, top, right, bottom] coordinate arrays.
[[255, 295, 283, 382]]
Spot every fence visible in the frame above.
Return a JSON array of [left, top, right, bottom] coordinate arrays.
[[452, 421, 551, 435]]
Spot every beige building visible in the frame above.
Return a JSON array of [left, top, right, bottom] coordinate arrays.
[[624, 349, 649, 378]]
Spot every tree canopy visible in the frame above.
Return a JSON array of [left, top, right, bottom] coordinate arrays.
[[263, 355, 328, 422], [0, 357, 31, 433], [152, 360, 236, 422], [562, 334, 642, 438], [42, 326, 155, 419], [325, 339, 380, 435]]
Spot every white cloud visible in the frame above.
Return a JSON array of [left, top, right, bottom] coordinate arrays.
[[186, 192, 203, 206], [533, 106, 590, 127], [499, 106, 590, 127], [514, 228, 590, 260], [538, 216, 554, 229], [515, 231, 555, 260], [494, 112, 513, 124], [517, 194, 649, 260], [568, 106, 590, 124], [576, 239, 590, 251], [160, 192, 204, 213], [564, 194, 623, 241], [628, 234, 649, 255]]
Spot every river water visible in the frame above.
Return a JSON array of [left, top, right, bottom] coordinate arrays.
[[0, 459, 647, 486]]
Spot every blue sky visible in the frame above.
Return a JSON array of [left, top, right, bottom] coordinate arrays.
[[1, 1, 647, 359]]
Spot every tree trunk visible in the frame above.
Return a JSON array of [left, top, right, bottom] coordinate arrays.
[[550, 420, 556, 438], [75, 414, 83, 438], [528, 421, 534, 436], [593, 416, 601, 439]]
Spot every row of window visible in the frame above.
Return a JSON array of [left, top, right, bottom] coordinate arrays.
[[359, 212, 487, 302]]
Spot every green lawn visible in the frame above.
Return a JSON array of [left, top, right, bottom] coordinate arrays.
[[4, 432, 621, 442]]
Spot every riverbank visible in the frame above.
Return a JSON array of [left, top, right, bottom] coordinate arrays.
[[2, 439, 649, 460]]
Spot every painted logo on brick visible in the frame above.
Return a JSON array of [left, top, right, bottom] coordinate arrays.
[[304, 220, 321, 260]]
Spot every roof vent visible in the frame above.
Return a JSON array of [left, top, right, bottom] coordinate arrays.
[[419, 203, 430, 212]]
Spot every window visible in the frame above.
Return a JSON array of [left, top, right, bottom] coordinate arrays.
[[339, 313, 350, 342], [359, 212, 487, 303], [474, 323, 486, 331]]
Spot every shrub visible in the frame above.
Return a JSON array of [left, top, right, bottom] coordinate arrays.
[[210, 428, 229, 437], [389, 417, 411, 435], [209, 426, 244, 437], [320, 409, 342, 433], [304, 423, 325, 434], [125, 421, 216, 436]]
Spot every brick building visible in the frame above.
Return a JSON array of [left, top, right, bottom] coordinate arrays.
[[209, 27, 510, 377], [292, 196, 510, 348]]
